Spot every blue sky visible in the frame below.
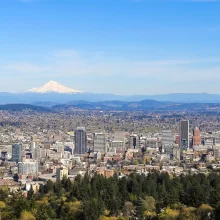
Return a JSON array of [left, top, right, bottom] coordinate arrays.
[[0, 0, 220, 94]]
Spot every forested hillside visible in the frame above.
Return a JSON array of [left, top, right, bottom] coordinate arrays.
[[0, 172, 219, 219]]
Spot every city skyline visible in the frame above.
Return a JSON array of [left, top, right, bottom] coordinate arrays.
[[1, 0, 220, 94], [1, 1, 220, 218]]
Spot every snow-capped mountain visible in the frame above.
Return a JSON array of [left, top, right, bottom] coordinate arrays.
[[28, 80, 83, 94]]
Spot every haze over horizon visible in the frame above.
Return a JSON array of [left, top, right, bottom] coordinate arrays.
[[1, 0, 220, 95]]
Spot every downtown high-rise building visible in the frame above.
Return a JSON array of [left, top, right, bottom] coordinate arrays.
[[12, 143, 22, 163], [34, 147, 46, 160], [162, 130, 174, 145], [130, 135, 140, 149], [113, 131, 125, 151], [18, 160, 38, 175], [93, 133, 106, 153], [192, 127, 201, 146], [30, 141, 36, 159], [74, 127, 87, 155], [180, 120, 189, 150]]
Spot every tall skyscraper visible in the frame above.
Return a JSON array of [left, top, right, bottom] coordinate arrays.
[[30, 141, 36, 158], [180, 120, 189, 150], [93, 133, 106, 153], [192, 127, 201, 146], [12, 144, 22, 163], [74, 127, 87, 155]]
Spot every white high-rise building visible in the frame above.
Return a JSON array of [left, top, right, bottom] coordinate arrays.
[[30, 141, 36, 158], [30, 141, 36, 152], [162, 130, 174, 145], [18, 160, 38, 175], [34, 147, 46, 160], [93, 133, 106, 153], [113, 131, 125, 151]]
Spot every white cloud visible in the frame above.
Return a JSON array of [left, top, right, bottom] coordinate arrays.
[[4, 49, 220, 84], [53, 49, 80, 59], [6, 62, 48, 74]]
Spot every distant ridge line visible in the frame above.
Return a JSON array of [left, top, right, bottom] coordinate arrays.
[[1, 91, 220, 104]]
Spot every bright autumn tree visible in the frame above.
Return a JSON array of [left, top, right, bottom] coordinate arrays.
[[0, 201, 6, 220], [197, 204, 214, 220], [20, 211, 36, 220], [159, 207, 180, 220]]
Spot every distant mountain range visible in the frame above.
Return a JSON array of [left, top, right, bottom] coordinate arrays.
[[0, 104, 54, 112], [52, 99, 169, 111], [52, 100, 220, 112], [1, 100, 220, 113], [0, 80, 220, 105]]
